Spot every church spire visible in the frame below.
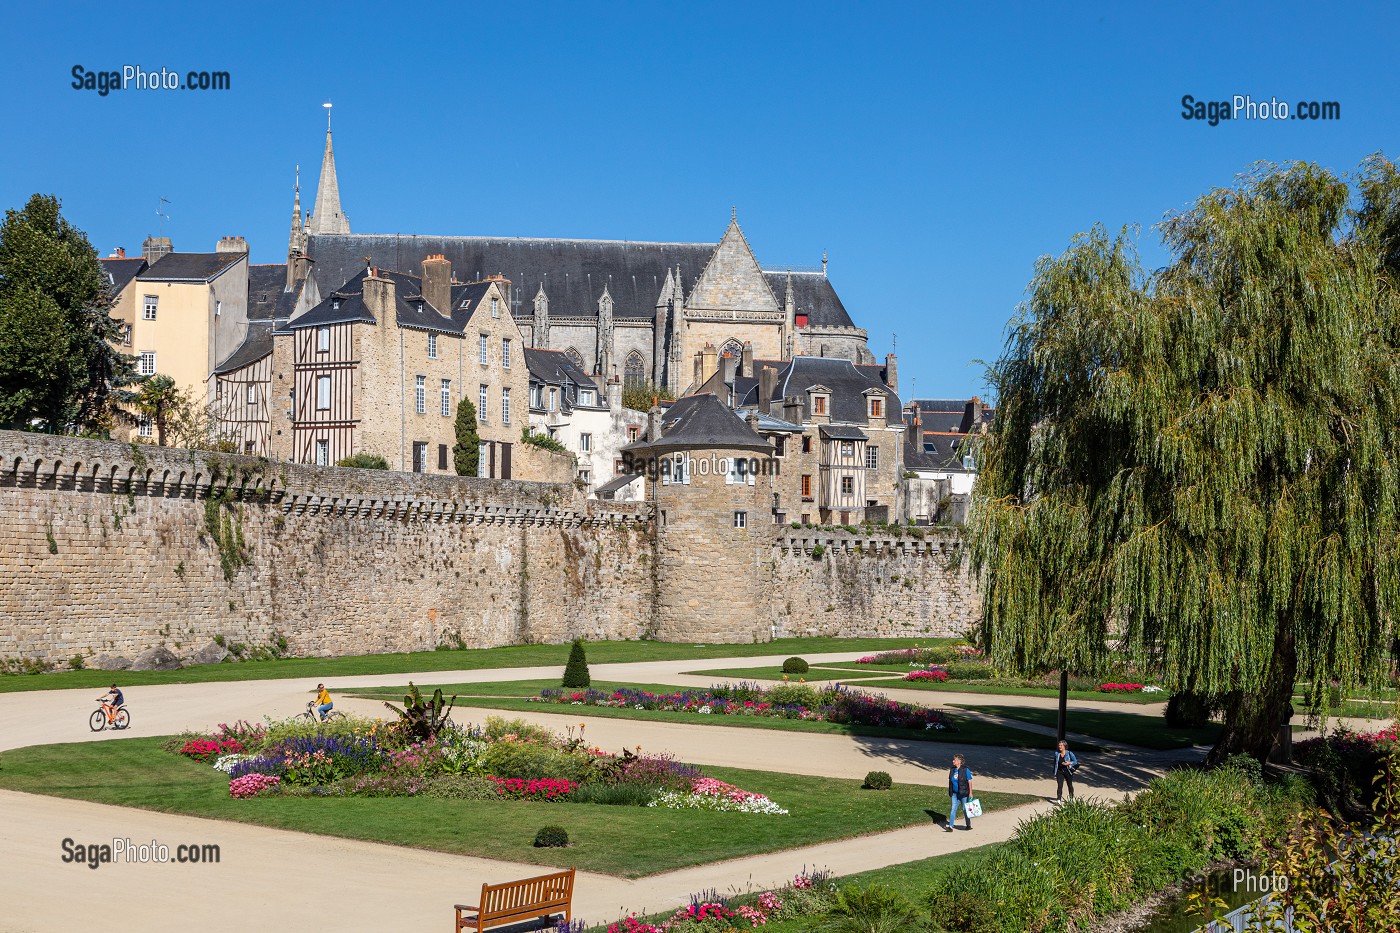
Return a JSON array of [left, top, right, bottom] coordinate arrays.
[[308, 103, 350, 236], [287, 165, 305, 256]]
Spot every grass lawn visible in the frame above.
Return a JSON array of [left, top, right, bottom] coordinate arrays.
[[0, 737, 1036, 878], [0, 637, 917, 695], [683, 666, 897, 682], [345, 681, 1093, 750], [856, 674, 1167, 704], [951, 704, 1220, 750]]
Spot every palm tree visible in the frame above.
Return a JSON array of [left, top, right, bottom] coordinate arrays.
[[131, 374, 178, 446]]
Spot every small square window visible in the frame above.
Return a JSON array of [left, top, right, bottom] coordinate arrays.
[[733, 511, 747, 529], [801, 435, 812, 453], [841, 476, 854, 495]]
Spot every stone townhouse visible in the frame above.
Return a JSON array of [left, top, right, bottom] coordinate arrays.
[[214, 255, 564, 480], [901, 396, 992, 523], [681, 345, 906, 524], [524, 348, 644, 493]]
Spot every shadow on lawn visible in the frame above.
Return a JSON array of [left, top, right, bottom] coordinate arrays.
[[845, 731, 1201, 795]]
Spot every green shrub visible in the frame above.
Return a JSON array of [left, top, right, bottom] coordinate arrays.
[[782, 656, 810, 674], [568, 782, 658, 806], [422, 775, 500, 800], [534, 825, 569, 848], [480, 741, 588, 782], [522, 427, 569, 454], [863, 770, 893, 790], [820, 883, 922, 933], [811, 544, 825, 560], [944, 660, 994, 681], [766, 683, 820, 708], [261, 715, 382, 750], [481, 715, 558, 744], [562, 638, 591, 688], [336, 452, 389, 469]]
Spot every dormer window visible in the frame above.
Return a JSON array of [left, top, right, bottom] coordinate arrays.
[[332, 298, 340, 310], [417, 301, 424, 314], [580, 389, 595, 406], [869, 397, 883, 419], [813, 396, 827, 416]]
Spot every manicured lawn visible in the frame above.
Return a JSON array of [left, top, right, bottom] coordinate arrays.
[[0, 737, 1036, 878], [863, 675, 1168, 704], [683, 666, 897, 682], [951, 704, 1220, 750], [0, 637, 916, 694], [347, 682, 1091, 750]]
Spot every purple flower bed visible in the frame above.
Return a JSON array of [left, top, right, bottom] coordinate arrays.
[[536, 682, 955, 733], [228, 734, 384, 783]]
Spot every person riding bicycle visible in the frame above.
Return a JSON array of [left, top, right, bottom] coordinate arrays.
[[98, 684, 124, 723], [315, 683, 333, 721]]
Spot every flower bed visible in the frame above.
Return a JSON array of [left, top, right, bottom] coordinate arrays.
[[904, 668, 949, 683], [535, 682, 955, 732], [1097, 682, 1145, 693], [170, 713, 788, 815]]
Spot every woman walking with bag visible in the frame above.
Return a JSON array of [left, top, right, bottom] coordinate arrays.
[[945, 753, 974, 832], [1052, 740, 1078, 803]]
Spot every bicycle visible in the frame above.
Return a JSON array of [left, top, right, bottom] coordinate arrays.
[[301, 700, 346, 722], [90, 700, 130, 732]]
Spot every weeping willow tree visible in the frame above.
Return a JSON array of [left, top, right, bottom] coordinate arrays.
[[970, 159, 1400, 762]]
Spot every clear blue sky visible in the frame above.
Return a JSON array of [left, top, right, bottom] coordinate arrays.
[[2, 1, 1396, 399]]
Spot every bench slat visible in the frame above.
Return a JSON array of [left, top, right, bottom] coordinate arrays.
[[456, 868, 576, 933]]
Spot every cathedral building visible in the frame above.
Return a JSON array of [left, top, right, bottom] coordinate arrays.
[[283, 114, 877, 393]]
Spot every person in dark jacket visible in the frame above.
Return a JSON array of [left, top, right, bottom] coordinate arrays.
[[946, 754, 973, 831], [1053, 740, 1078, 802]]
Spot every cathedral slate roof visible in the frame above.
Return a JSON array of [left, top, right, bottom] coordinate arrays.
[[138, 252, 243, 283], [624, 393, 771, 453], [305, 233, 856, 328], [99, 257, 147, 294]]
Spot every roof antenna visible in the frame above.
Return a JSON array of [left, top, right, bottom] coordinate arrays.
[[156, 197, 171, 237], [821, 250, 827, 278]]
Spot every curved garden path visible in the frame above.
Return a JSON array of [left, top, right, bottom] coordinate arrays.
[[0, 651, 1201, 931]]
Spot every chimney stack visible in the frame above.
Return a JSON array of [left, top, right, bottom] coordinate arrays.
[[110, 247, 126, 259], [647, 403, 664, 441], [782, 395, 803, 424], [361, 267, 396, 323], [720, 352, 738, 386], [484, 273, 511, 310], [216, 236, 248, 254], [142, 236, 173, 264], [421, 254, 452, 317], [741, 342, 754, 376], [700, 343, 718, 383], [885, 352, 899, 393], [758, 365, 778, 416], [607, 373, 622, 412]]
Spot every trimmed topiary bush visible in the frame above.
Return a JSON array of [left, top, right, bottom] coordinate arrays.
[[534, 825, 569, 848], [863, 770, 893, 790], [782, 656, 810, 674], [562, 638, 590, 688]]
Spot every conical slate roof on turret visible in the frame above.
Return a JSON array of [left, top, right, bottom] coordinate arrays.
[[622, 393, 772, 454], [685, 215, 781, 313]]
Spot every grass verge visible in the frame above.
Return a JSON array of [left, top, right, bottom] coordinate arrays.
[[951, 703, 1220, 749], [687, 666, 903, 683], [0, 637, 917, 695], [0, 737, 1036, 878]]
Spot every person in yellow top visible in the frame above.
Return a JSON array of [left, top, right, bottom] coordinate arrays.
[[315, 683, 333, 721]]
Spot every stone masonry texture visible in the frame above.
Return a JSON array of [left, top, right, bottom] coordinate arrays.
[[0, 431, 975, 665]]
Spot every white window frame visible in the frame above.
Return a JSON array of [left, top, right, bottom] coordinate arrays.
[[477, 441, 489, 477], [440, 379, 451, 417], [865, 446, 879, 470], [491, 297, 499, 318], [246, 384, 257, 406], [579, 432, 592, 452], [137, 416, 153, 438], [502, 387, 511, 425], [733, 511, 747, 529], [502, 338, 511, 368], [316, 374, 331, 411], [138, 351, 156, 376], [428, 333, 438, 359], [530, 385, 541, 408], [316, 327, 330, 353], [214, 299, 222, 318], [478, 384, 488, 422], [315, 439, 329, 466], [415, 375, 426, 414], [479, 334, 489, 365], [548, 388, 557, 412], [580, 389, 595, 406], [840, 440, 854, 457], [142, 295, 157, 321]]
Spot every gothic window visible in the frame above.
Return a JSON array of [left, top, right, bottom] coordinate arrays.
[[719, 339, 744, 358], [564, 347, 585, 371], [624, 351, 646, 388]]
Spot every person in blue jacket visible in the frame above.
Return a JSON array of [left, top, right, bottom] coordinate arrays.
[[946, 753, 973, 832], [1053, 740, 1078, 802]]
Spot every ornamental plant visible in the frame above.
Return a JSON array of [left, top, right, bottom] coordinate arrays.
[[863, 771, 893, 790], [534, 825, 570, 848], [904, 669, 949, 683], [1097, 683, 1145, 693], [229, 773, 280, 798], [491, 777, 577, 800], [562, 638, 591, 688], [782, 656, 810, 674], [180, 738, 243, 763]]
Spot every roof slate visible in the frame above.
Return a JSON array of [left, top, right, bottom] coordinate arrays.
[[99, 257, 147, 294], [774, 357, 902, 423], [306, 233, 854, 327], [624, 393, 771, 453], [138, 252, 243, 283]]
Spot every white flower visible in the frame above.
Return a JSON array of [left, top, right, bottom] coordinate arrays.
[[635, 704, 645, 710], [1142, 686, 1165, 694], [698, 705, 712, 715], [571, 701, 583, 706], [648, 790, 788, 816], [213, 754, 250, 773]]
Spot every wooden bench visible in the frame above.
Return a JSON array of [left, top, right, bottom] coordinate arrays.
[[455, 867, 576, 932]]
